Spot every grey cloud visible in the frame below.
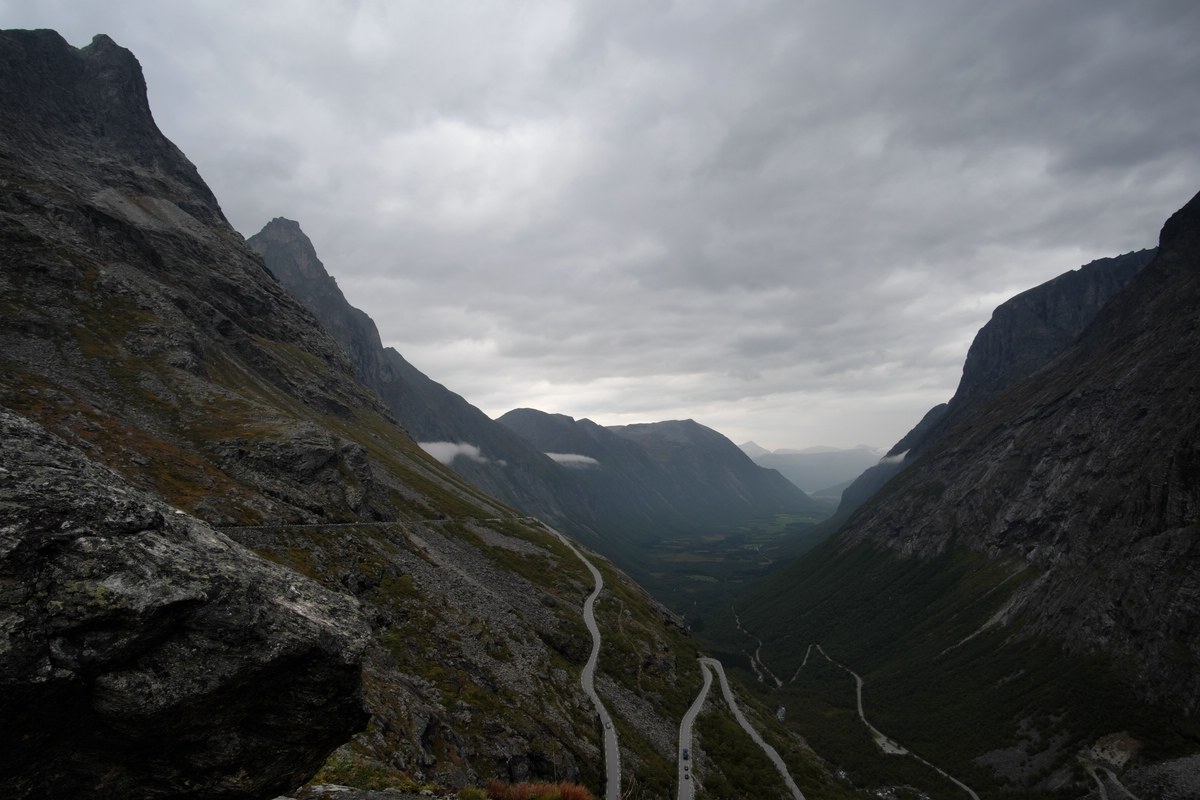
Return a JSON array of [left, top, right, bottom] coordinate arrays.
[[7, 0, 1198, 449]]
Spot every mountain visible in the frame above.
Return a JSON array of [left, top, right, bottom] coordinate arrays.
[[742, 445, 883, 495], [496, 409, 664, 532], [738, 440, 772, 458], [831, 247, 1156, 523], [606, 419, 822, 516], [248, 217, 830, 610], [499, 410, 822, 538], [719, 198, 1200, 797], [0, 29, 851, 800], [245, 217, 593, 532], [499, 411, 827, 612]]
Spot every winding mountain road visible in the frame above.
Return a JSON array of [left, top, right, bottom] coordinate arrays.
[[548, 527, 621, 800], [813, 645, 979, 800], [676, 657, 713, 800], [540, 525, 812, 800], [700, 657, 806, 800]]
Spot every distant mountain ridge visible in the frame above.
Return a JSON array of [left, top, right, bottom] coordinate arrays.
[[249, 218, 823, 592], [498, 411, 819, 521], [495, 410, 822, 577], [607, 418, 820, 513]]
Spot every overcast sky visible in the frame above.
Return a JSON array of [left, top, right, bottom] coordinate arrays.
[[5, 1, 1199, 449]]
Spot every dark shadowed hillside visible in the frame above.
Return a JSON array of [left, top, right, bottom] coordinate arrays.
[[717, 196, 1199, 798], [500, 410, 827, 611]]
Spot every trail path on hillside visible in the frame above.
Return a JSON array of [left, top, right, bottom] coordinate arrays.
[[731, 606, 783, 687], [1100, 765, 1142, 800], [1081, 758, 1142, 800], [813, 646, 980, 800], [700, 657, 806, 800], [547, 526, 621, 800]]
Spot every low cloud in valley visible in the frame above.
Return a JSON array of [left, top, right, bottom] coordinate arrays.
[[419, 442, 489, 467], [545, 453, 601, 469]]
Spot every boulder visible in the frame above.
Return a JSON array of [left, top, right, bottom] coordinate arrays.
[[0, 406, 370, 799]]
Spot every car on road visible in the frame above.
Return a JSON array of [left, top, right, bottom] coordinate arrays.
[[682, 748, 689, 760], [604, 721, 612, 730]]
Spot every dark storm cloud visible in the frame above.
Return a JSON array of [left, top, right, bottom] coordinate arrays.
[[3, 0, 1197, 447]]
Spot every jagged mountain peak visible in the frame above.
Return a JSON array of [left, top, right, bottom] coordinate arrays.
[[0, 28, 223, 225], [253, 217, 352, 288], [829, 245, 1157, 524], [1159, 184, 1200, 247], [0, 29, 149, 127], [953, 247, 1155, 406]]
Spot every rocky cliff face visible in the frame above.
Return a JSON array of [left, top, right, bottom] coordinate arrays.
[[838, 194, 1200, 711], [0, 31, 397, 528], [832, 248, 1155, 521], [729, 190, 1199, 797], [954, 249, 1154, 405], [913, 247, 1155, 458], [0, 405, 369, 799]]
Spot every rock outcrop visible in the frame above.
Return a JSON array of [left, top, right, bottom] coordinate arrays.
[[0, 405, 370, 798]]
